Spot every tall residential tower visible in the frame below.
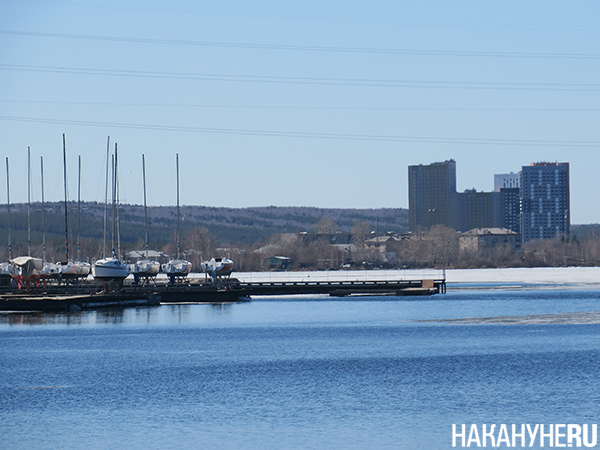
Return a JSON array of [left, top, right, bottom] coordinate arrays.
[[408, 160, 457, 232], [520, 162, 569, 243]]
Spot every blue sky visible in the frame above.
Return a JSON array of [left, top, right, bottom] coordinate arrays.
[[1, 1, 599, 223]]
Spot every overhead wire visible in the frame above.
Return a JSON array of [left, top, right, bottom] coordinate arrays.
[[2, 30, 600, 59], [0, 115, 598, 148], [1, 100, 599, 112], [1, 64, 600, 91]]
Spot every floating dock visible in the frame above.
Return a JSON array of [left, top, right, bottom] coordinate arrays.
[[0, 276, 446, 312]]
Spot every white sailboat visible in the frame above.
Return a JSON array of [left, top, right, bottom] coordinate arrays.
[[201, 257, 234, 285], [39, 156, 60, 281], [0, 261, 13, 286], [58, 135, 91, 280], [132, 154, 160, 283], [162, 153, 192, 283], [201, 257, 234, 277], [92, 140, 129, 283], [9, 148, 43, 288]]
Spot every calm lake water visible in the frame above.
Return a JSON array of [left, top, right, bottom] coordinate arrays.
[[2, 288, 600, 449]]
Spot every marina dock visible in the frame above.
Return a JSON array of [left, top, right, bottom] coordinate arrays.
[[0, 275, 446, 312]]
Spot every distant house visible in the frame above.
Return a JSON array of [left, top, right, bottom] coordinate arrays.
[[459, 228, 521, 253], [266, 256, 292, 270], [298, 231, 352, 245], [364, 235, 404, 249]]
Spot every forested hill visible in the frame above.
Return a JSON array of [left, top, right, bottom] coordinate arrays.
[[0, 202, 409, 246]]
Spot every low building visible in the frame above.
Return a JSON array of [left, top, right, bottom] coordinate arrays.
[[266, 256, 292, 270], [298, 231, 352, 245], [459, 228, 521, 253]]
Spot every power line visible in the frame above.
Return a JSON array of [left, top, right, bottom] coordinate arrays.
[[2, 30, 600, 59], [1, 100, 600, 112], [0, 115, 598, 147], [2, 64, 600, 91]]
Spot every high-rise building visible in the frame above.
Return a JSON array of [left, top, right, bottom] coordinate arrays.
[[500, 187, 521, 234], [456, 190, 503, 232], [494, 173, 520, 192], [520, 162, 569, 243], [494, 173, 521, 234], [408, 160, 457, 231]]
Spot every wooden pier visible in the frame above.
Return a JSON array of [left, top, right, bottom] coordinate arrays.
[[0, 276, 446, 312]]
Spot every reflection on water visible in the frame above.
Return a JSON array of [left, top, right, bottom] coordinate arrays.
[[0, 303, 236, 327]]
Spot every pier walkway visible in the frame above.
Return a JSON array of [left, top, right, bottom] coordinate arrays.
[[0, 273, 446, 312]]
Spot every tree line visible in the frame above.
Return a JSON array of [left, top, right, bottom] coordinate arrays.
[[0, 202, 599, 271]]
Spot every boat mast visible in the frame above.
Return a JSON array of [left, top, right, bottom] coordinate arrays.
[[27, 146, 31, 257], [41, 156, 46, 263], [6, 158, 11, 261], [115, 144, 121, 260], [111, 153, 115, 255], [103, 136, 110, 259], [176, 153, 180, 260], [77, 155, 81, 262], [62, 134, 69, 262], [142, 154, 149, 259]]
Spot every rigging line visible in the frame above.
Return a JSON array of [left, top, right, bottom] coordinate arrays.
[[0, 115, 598, 147], [1, 64, 600, 91], [2, 30, 600, 59], [1, 100, 600, 112]]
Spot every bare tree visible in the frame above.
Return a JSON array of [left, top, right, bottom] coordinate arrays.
[[351, 220, 372, 248], [425, 225, 459, 266], [312, 218, 339, 234]]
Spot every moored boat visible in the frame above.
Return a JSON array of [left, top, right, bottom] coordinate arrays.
[[201, 257, 234, 277], [132, 259, 160, 285], [163, 154, 192, 283], [0, 262, 13, 286], [92, 252, 130, 283], [10, 256, 44, 287], [59, 261, 91, 280], [162, 259, 192, 282], [131, 154, 161, 285]]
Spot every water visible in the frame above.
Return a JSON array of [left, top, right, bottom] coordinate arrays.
[[2, 289, 600, 449]]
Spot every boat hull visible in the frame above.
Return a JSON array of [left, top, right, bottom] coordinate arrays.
[[92, 258, 130, 282], [60, 261, 92, 279], [10, 257, 44, 286], [133, 260, 160, 277], [201, 258, 234, 277], [161, 260, 192, 277]]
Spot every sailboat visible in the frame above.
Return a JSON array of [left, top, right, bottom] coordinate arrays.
[[131, 154, 160, 284], [92, 141, 129, 283], [57, 134, 91, 280], [39, 156, 60, 281], [9, 148, 44, 288], [201, 257, 234, 285], [0, 158, 14, 285], [161, 153, 192, 283]]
